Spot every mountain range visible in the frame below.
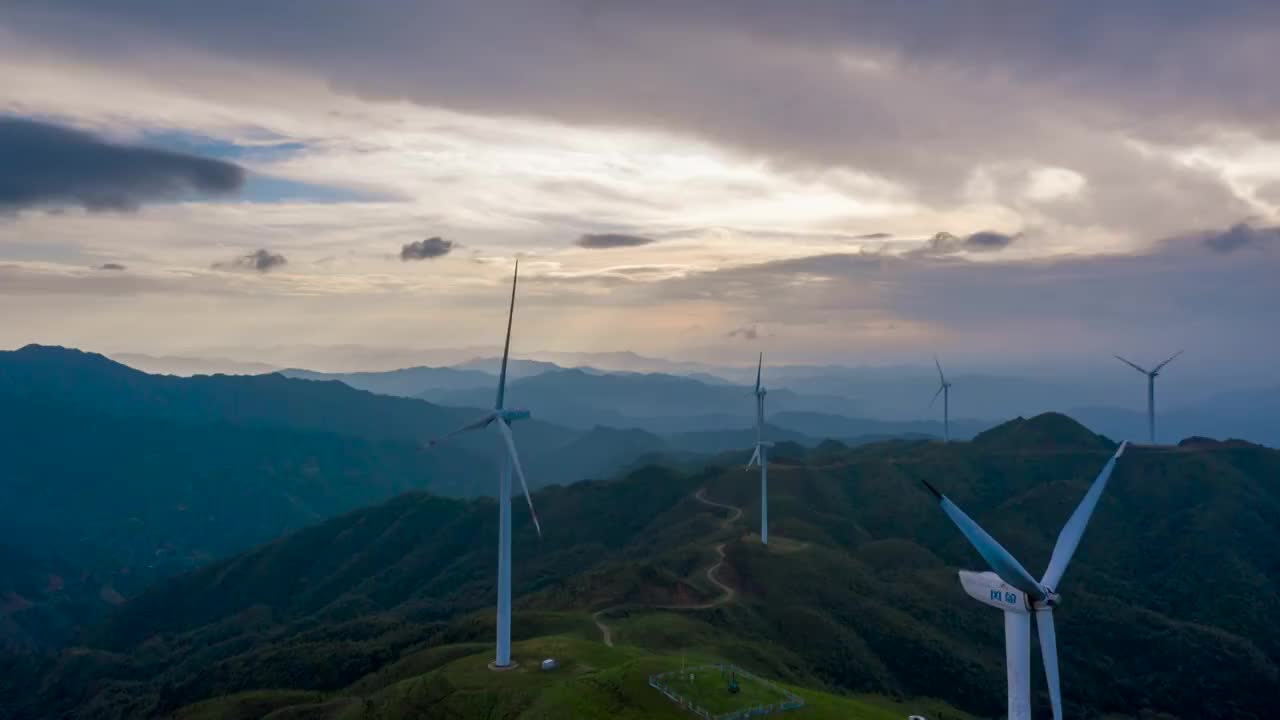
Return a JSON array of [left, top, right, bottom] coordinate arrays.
[[0, 346, 711, 586], [3, 412, 1276, 719], [277, 356, 1280, 447], [285, 364, 988, 439]]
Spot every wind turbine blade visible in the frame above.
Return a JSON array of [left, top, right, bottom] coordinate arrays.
[[1153, 349, 1184, 373], [755, 352, 762, 394], [426, 413, 495, 447], [919, 480, 1045, 600], [495, 417, 541, 538], [934, 355, 946, 383], [746, 446, 761, 469], [929, 384, 945, 408], [1113, 354, 1150, 375], [1037, 610, 1064, 720], [1040, 441, 1127, 590], [495, 260, 519, 410]]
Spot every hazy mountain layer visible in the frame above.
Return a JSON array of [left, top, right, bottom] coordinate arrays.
[[0, 347, 719, 615]]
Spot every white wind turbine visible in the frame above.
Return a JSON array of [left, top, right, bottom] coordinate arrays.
[[931, 356, 953, 441], [745, 353, 772, 545], [429, 260, 542, 670], [920, 441, 1128, 720], [1114, 351, 1182, 444]]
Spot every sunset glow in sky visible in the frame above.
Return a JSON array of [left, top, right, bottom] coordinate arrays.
[[2, 2, 1278, 370]]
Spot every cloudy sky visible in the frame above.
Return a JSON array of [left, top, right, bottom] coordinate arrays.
[[2, 1, 1278, 374]]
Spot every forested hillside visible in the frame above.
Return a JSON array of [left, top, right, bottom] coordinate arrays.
[[7, 414, 1276, 719]]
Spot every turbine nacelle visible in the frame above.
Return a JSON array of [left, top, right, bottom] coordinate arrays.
[[959, 570, 1030, 613], [499, 409, 531, 423]]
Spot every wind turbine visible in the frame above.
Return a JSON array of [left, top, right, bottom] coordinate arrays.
[[745, 352, 773, 545], [1114, 351, 1182, 444], [919, 441, 1128, 720], [428, 260, 542, 671], [931, 356, 953, 441]]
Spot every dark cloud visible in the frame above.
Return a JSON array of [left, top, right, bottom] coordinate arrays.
[[921, 230, 1018, 255], [9, 2, 1277, 225], [0, 117, 245, 212], [214, 249, 287, 273], [576, 233, 656, 249], [401, 236, 456, 261], [1201, 222, 1280, 254], [924, 232, 962, 255], [728, 325, 759, 340], [97, 263, 126, 271], [964, 230, 1017, 251], [6, 2, 1279, 244], [854, 232, 893, 240]]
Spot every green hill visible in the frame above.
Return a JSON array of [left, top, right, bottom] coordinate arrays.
[[8, 414, 1278, 719], [970, 411, 1115, 452]]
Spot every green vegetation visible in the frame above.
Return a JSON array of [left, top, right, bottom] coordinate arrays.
[[162, 636, 970, 720], [173, 690, 326, 720], [5, 410, 1279, 719]]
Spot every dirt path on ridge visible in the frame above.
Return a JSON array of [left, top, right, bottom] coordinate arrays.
[[592, 488, 741, 647]]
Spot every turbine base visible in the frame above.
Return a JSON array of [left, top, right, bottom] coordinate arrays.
[[488, 660, 520, 672]]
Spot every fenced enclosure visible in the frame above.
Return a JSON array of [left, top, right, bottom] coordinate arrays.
[[648, 663, 805, 720]]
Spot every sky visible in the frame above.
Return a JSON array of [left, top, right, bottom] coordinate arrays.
[[2, 1, 1279, 376]]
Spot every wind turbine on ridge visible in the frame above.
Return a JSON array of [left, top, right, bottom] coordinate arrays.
[[931, 356, 953, 441], [1113, 351, 1182, 444], [428, 260, 542, 671], [745, 352, 772, 545], [920, 441, 1128, 720]]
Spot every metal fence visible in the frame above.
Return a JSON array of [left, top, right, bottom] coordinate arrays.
[[648, 664, 806, 720]]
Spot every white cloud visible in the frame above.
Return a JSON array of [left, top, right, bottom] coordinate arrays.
[[0, 2, 1278, 370]]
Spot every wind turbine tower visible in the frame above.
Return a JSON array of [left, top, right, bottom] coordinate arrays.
[[920, 442, 1128, 720], [429, 261, 542, 671], [1114, 351, 1182, 444], [931, 356, 953, 441], [746, 352, 773, 545]]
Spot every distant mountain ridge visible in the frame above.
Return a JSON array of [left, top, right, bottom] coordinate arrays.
[[280, 364, 497, 396], [0, 346, 726, 612], [280, 360, 978, 440]]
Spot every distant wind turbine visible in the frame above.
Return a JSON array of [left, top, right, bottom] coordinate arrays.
[[920, 441, 1128, 720], [428, 260, 541, 670], [746, 352, 773, 545], [931, 356, 953, 441], [1114, 351, 1182, 444]]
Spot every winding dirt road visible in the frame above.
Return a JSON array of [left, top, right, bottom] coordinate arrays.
[[592, 488, 741, 647]]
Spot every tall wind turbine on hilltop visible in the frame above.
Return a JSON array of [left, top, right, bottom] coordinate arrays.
[[428, 260, 542, 671], [931, 356, 953, 441], [746, 353, 773, 545], [1114, 351, 1182, 444], [920, 441, 1128, 720]]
